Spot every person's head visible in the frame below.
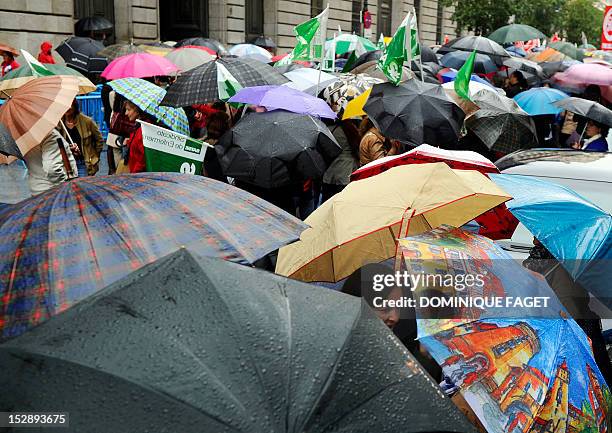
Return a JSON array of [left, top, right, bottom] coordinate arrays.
[[40, 41, 53, 54], [342, 263, 403, 329], [584, 85, 601, 103], [64, 99, 80, 119], [1, 51, 14, 62], [510, 71, 526, 87], [124, 100, 142, 122], [585, 120, 608, 138], [206, 111, 230, 139]]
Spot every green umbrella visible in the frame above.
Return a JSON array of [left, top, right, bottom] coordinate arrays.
[[488, 24, 546, 44], [548, 41, 585, 61], [325, 34, 378, 56], [0, 248, 477, 433], [580, 43, 597, 51], [0, 63, 96, 96]]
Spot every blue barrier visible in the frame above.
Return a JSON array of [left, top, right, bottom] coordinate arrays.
[[76, 84, 108, 140]]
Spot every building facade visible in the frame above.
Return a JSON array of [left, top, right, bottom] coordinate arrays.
[[0, 0, 457, 56]]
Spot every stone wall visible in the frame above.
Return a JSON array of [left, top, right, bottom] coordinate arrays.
[[114, 0, 159, 42]]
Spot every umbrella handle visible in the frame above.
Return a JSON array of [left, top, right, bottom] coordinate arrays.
[[56, 137, 76, 179]]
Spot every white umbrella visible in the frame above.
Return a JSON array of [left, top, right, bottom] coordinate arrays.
[[229, 44, 272, 63], [165, 47, 215, 72], [283, 68, 338, 92]]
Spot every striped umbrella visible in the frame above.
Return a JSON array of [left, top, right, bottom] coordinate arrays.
[[0, 75, 79, 164], [108, 78, 189, 135], [0, 63, 96, 96], [55, 37, 108, 74], [0, 173, 308, 339]]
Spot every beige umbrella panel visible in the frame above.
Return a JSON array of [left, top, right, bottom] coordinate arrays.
[[0, 75, 80, 164], [276, 163, 511, 283], [165, 48, 215, 72], [0, 66, 96, 97]]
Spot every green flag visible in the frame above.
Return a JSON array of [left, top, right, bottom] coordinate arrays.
[[20, 49, 54, 77], [342, 50, 358, 72], [377, 13, 409, 85], [292, 6, 329, 61], [406, 13, 420, 59], [454, 50, 476, 101], [217, 62, 242, 101]]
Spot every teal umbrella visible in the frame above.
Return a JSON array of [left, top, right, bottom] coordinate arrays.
[[548, 41, 585, 61], [325, 34, 377, 55], [108, 77, 190, 135], [488, 24, 546, 44]]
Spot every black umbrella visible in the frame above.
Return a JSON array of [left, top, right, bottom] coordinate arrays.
[[554, 97, 612, 128], [175, 37, 229, 55], [502, 57, 544, 77], [0, 248, 477, 433], [540, 61, 573, 78], [97, 43, 144, 60], [75, 16, 113, 35], [350, 49, 382, 71], [467, 90, 538, 153], [441, 51, 498, 74], [161, 57, 289, 107], [55, 37, 108, 74], [216, 110, 342, 188], [0, 122, 22, 159], [364, 81, 465, 148], [249, 35, 276, 49], [409, 62, 441, 84], [273, 62, 306, 74], [419, 44, 439, 64], [437, 36, 510, 66]]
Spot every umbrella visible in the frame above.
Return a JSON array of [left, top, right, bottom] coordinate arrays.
[[440, 69, 497, 88], [97, 43, 145, 60], [342, 87, 371, 119], [350, 59, 412, 82], [164, 47, 215, 72], [108, 78, 189, 135], [581, 43, 597, 51], [273, 63, 306, 74], [467, 89, 538, 154], [488, 24, 546, 44], [283, 68, 338, 92], [275, 163, 511, 282], [363, 81, 465, 148], [325, 34, 377, 56], [513, 87, 569, 116], [0, 75, 79, 165], [321, 73, 382, 113], [441, 51, 498, 74], [0, 248, 477, 433], [0, 44, 19, 56], [505, 45, 527, 57], [351, 49, 382, 70], [350, 144, 519, 240], [249, 35, 276, 48], [175, 37, 229, 55], [398, 226, 610, 433], [138, 43, 173, 57], [419, 44, 440, 64], [0, 63, 96, 96], [491, 173, 612, 309], [161, 57, 289, 107], [229, 43, 273, 63], [75, 16, 113, 34], [216, 110, 341, 188], [437, 36, 510, 66], [101, 53, 180, 79], [540, 60, 577, 78], [548, 41, 585, 61], [228, 85, 336, 119], [176, 44, 217, 56], [0, 122, 22, 159], [503, 57, 544, 77], [0, 160, 30, 204], [554, 97, 612, 128], [552, 63, 612, 87], [55, 36, 108, 74], [0, 173, 307, 339], [529, 47, 566, 63]]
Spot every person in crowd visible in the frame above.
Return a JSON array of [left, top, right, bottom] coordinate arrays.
[[570, 120, 609, 151], [202, 111, 230, 182], [23, 128, 77, 195], [37, 41, 55, 64], [61, 99, 104, 176], [524, 238, 612, 386], [123, 101, 155, 173], [533, 114, 559, 147], [321, 119, 361, 203], [358, 118, 401, 166], [1, 50, 20, 76], [504, 71, 528, 98]]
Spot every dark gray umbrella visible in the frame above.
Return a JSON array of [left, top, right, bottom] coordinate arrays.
[[467, 90, 538, 153], [75, 16, 113, 35], [216, 110, 341, 188], [364, 81, 465, 148], [55, 37, 108, 74], [553, 97, 612, 128], [441, 51, 498, 74], [0, 248, 477, 433], [503, 57, 544, 78], [273, 63, 306, 74], [540, 60, 574, 78], [161, 58, 289, 107], [437, 36, 510, 66], [350, 50, 382, 71], [175, 37, 229, 55], [249, 35, 276, 49], [419, 44, 439, 64], [0, 122, 22, 159]]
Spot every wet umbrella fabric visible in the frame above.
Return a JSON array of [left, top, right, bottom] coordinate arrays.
[[75, 16, 113, 34], [441, 51, 498, 74], [553, 97, 612, 128], [249, 35, 276, 48], [548, 41, 584, 61], [161, 57, 289, 107], [175, 37, 229, 55], [55, 37, 108, 74], [513, 87, 569, 116], [97, 43, 145, 60], [164, 47, 215, 72], [363, 81, 465, 148], [0, 173, 307, 339], [437, 36, 510, 65], [101, 53, 180, 79], [0, 248, 477, 433], [0, 62, 97, 96], [488, 24, 546, 44], [0, 122, 22, 159], [216, 110, 342, 188]]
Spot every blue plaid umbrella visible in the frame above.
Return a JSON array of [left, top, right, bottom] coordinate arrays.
[[108, 78, 190, 135], [0, 173, 307, 339]]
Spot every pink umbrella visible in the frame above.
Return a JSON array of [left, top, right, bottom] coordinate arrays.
[[101, 53, 180, 79], [552, 63, 612, 87]]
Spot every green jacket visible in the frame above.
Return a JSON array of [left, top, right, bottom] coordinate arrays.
[[61, 113, 104, 176]]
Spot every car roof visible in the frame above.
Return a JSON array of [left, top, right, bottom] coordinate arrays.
[[496, 149, 612, 182]]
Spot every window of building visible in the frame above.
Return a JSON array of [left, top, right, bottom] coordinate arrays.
[[160, 0, 208, 41], [311, 0, 324, 17], [246, 0, 264, 39], [436, 3, 444, 44], [377, 0, 392, 37], [413, 0, 421, 27], [351, 0, 363, 35], [74, 0, 115, 42]]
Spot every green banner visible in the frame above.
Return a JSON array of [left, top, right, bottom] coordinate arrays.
[[140, 121, 208, 175]]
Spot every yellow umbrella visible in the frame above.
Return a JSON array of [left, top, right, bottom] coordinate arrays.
[[383, 36, 393, 45], [342, 87, 371, 119], [275, 163, 511, 283], [138, 44, 172, 57]]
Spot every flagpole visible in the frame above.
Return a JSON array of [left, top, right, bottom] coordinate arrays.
[[411, 7, 424, 83], [315, 4, 330, 95], [406, 11, 412, 81]]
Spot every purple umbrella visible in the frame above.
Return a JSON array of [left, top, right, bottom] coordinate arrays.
[[228, 85, 337, 119]]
